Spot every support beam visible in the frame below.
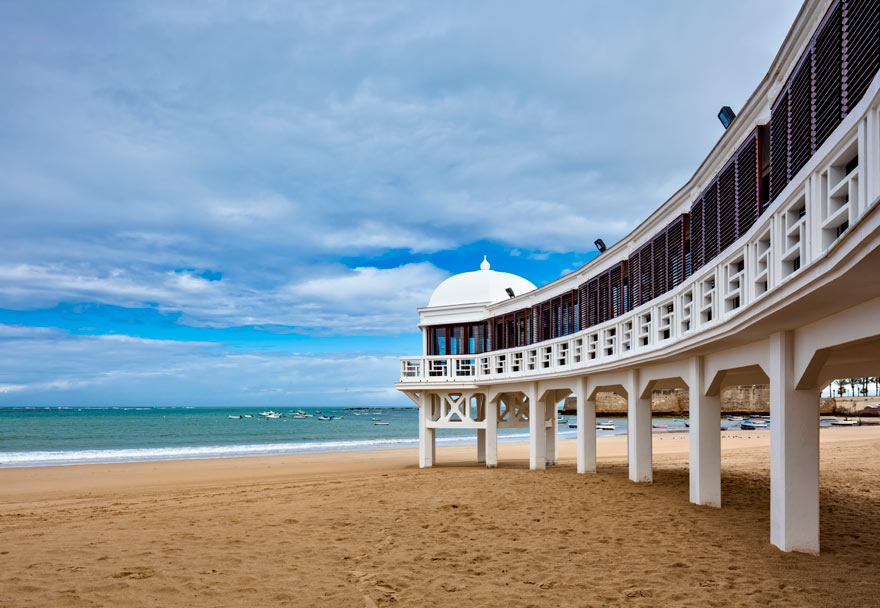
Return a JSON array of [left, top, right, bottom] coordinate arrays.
[[769, 332, 820, 554], [419, 393, 435, 469], [545, 395, 558, 466], [485, 398, 498, 468], [476, 429, 486, 464], [627, 369, 652, 483], [688, 356, 721, 507], [528, 384, 546, 470], [576, 376, 597, 474]]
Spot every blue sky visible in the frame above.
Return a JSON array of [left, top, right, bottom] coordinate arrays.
[[0, 0, 802, 407]]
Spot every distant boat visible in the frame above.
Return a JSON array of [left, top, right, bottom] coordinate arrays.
[[596, 423, 615, 431], [557, 416, 568, 423], [371, 418, 381, 421], [652, 424, 668, 429], [741, 420, 769, 430], [830, 419, 859, 426], [727, 416, 744, 421], [568, 424, 577, 428], [373, 422, 389, 426], [292, 414, 307, 419], [317, 415, 332, 421], [227, 415, 242, 419], [244, 414, 253, 418]]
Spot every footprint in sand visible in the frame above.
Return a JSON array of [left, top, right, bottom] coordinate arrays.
[[112, 567, 155, 580]]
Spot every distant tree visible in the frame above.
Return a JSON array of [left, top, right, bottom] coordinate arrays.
[[835, 378, 849, 397]]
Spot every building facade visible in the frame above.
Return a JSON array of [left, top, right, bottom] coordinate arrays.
[[396, 0, 880, 554]]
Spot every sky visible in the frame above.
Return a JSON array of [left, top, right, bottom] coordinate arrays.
[[0, 0, 804, 407]]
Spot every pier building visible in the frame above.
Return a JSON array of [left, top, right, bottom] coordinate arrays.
[[396, 0, 880, 554]]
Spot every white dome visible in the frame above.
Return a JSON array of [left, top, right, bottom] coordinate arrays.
[[428, 256, 537, 307]]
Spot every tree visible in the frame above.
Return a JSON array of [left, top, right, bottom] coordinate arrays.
[[835, 378, 849, 397]]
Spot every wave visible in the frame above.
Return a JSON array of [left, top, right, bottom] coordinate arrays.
[[0, 430, 577, 468]]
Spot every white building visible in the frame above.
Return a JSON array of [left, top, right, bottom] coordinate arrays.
[[396, 0, 880, 554]]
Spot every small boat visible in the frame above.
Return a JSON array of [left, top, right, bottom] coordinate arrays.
[[652, 424, 668, 429], [244, 414, 253, 418], [557, 416, 568, 423], [373, 422, 389, 426], [741, 420, 769, 430], [292, 414, 307, 419], [227, 415, 242, 419], [317, 415, 332, 421], [750, 414, 763, 419], [265, 413, 282, 419], [596, 423, 615, 431], [673, 418, 689, 422], [371, 418, 381, 421], [761, 415, 771, 419], [568, 424, 577, 428], [727, 416, 744, 421], [830, 419, 859, 426]]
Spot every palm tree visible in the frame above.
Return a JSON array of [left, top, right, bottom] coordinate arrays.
[[835, 378, 849, 397]]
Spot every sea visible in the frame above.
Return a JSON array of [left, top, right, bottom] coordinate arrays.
[[0, 406, 579, 468], [0, 406, 705, 468]]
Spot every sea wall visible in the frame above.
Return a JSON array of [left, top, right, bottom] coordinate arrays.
[[561, 388, 880, 415]]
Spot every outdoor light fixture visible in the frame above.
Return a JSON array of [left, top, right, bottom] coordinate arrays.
[[718, 106, 736, 129], [505, 287, 516, 299], [594, 238, 607, 253]]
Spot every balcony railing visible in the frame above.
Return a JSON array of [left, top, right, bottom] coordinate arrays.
[[399, 78, 880, 385]]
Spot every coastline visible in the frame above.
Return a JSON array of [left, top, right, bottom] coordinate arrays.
[[2, 426, 876, 502]]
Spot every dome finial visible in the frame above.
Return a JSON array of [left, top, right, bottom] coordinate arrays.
[[480, 255, 490, 271]]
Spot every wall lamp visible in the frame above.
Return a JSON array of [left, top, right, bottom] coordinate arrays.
[[505, 287, 516, 299], [594, 238, 607, 253], [718, 106, 736, 129]]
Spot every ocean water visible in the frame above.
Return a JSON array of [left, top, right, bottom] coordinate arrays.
[[0, 406, 590, 468]]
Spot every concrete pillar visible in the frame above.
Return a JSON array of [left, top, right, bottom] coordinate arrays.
[[545, 395, 558, 466], [769, 332, 820, 554], [627, 369, 652, 483], [576, 376, 596, 474], [688, 356, 721, 507], [477, 429, 486, 464], [418, 393, 435, 468], [485, 398, 498, 468], [528, 384, 546, 470]]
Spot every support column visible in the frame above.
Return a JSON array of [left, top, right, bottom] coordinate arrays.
[[485, 398, 498, 468], [769, 332, 820, 553], [477, 429, 486, 464], [576, 376, 596, 474], [528, 384, 546, 470], [688, 356, 721, 507], [545, 395, 558, 466], [418, 393, 435, 468], [627, 369, 652, 483]]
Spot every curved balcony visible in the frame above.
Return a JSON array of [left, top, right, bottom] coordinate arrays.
[[398, 74, 880, 387]]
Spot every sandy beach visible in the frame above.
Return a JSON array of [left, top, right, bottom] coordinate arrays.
[[1, 427, 879, 607]]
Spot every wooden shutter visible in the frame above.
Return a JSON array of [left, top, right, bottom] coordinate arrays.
[[770, 91, 790, 202], [815, 2, 844, 150], [789, 51, 814, 178], [843, 0, 880, 113], [718, 160, 738, 250], [736, 133, 760, 234]]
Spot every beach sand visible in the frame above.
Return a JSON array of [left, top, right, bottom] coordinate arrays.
[[1, 427, 879, 607]]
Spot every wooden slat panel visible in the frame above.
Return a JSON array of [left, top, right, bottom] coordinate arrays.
[[789, 50, 814, 177], [814, 1, 844, 150], [843, 0, 880, 112], [736, 133, 760, 234], [718, 161, 738, 250], [770, 91, 790, 202]]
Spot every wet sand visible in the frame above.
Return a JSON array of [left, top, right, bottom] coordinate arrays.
[[1, 427, 879, 607]]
